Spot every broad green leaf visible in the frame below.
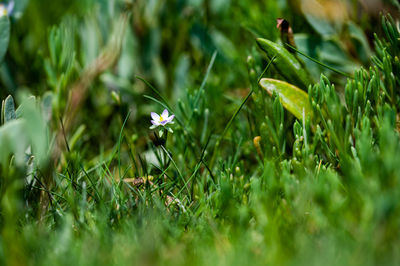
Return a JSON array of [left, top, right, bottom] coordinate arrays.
[[256, 38, 313, 90], [0, 15, 10, 63], [4, 95, 16, 123], [303, 13, 336, 36], [259, 78, 312, 120], [347, 21, 372, 64], [0, 120, 28, 167], [300, 0, 339, 37], [17, 95, 48, 165]]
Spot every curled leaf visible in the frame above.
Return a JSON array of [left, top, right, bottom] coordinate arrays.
[[256, 38, 313, 90]]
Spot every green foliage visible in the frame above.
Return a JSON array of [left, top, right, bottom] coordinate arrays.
[[0, 94, 49, 167], [0, 1, 400, 265]]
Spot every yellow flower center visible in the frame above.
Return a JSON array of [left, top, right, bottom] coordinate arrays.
[[0, 5, 7, 16], [160, 116, 164, 122]]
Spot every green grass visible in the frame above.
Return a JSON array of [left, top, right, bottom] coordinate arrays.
[[1, 1, 400, 265]]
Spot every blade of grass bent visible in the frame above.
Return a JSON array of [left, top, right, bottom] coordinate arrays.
[[136, 76, 172, 110]]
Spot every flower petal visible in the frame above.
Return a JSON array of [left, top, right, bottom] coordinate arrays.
[[160, 120, 168, 125], [7, 1, 14, 14], [151, 112, 160, 121], [151, 120, 160, 126], [166, 115, 175, 122], [162, 109, 169, 118]]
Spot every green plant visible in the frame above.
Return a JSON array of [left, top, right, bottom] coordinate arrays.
[[0, 1, 400, 265]]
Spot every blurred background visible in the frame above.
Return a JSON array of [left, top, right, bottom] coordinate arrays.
[[1, 0, 399, 158]]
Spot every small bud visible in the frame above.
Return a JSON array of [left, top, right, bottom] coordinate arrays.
[[235, 166, 240, 174], [253, 136, 263, 158], [111, 91, 120, 105]]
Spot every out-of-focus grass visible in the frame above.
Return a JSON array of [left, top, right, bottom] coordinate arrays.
[[0, 0, 400, 265]]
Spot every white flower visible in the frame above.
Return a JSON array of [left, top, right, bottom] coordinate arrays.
[[0, 1, 14, 17], [150, 109, 175, 129]]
